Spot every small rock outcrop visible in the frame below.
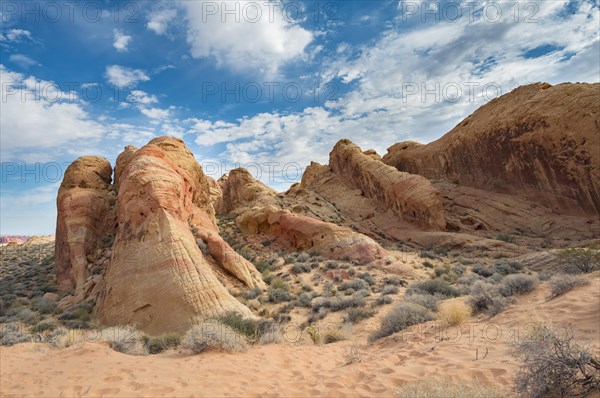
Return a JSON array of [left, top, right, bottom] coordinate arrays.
[[382, 82, 600, 216]]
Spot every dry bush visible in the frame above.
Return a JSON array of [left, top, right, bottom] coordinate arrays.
[[396, 379, 506, 398], [467, 281, 513, 316], [499, 273, 538, 297], [182, 321, 248, 354], [369, 302, 434, 342], [511, 323, 600, 397], [549, 274, 590, 298], [95, 325, 146, 355], [438, 300, 470, 326], [406, 279, 459, 299], [405, 293, 440, 311], [558, 248, 600, 274]]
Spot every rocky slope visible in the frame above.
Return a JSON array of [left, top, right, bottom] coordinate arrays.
[[382, 82, 600, 216]]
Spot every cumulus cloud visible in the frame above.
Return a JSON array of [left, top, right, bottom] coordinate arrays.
[[113, 29, 132, 52], [5, 29, 32, 41], [147, 9, 177, 35], [127, 90, 159, 104], [141, 107, 170, 120], [105, 65, 150, 87], [181, 0, 313, 76], [0, 65, 105, 156]]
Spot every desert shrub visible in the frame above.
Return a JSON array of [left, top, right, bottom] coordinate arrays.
[[291, 262, 311, 274], [472, 265, 494, 278], [338, 278, 370, 292], [383, 276, 406, 286], [370, 302, 434, 342], [97, 325, 146, 355], [217, 312, 261, 341], [182, 321, 248, 354], [306, 324, 321, 344], [322, 327, 347, 344], [268, 287, 292, 303], [0, 322, 31, 346], [242, 288, 262, 300], [420, 251, 436, 259], [467, 281, 512, 316], [381, 285, 399, 295], [324, 261, 338, 270], [397, 379, 506, 398], [372, 296, 393, 307], [32, 298, 58, 315], [16, 309, 39, 325], [438, 301, 470, 326], [549, 274, 590, 298], [357, 272, 375, 285], [143, 334, 181, 354], [254, 260, 271, 274], [296, 252, 310, 262], [404, 293, 440, 311], [258, 325, 284, 345], [492, 260, 523, 276], [30, 322, 56, 333], [237, 248, 254, 261], [558, 248, 600, 274], [406, 279, 459, 298], [499, 274, 537, 297], [354, 289, 371, 298], [512, 323, 600, 398], [297, 292, 312, 308], [496, 233, 514, 243], [311, 297, 331, 312], [422, 260, 434, 268], [329, 294, 366, 311], [269, 278, 289, 290], [346, 307, 375, 323]]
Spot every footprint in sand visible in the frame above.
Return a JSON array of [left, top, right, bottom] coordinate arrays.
[[104, 375, 123, 382]]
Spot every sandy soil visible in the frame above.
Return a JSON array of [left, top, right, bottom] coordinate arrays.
[[1, 278, 598, 398]]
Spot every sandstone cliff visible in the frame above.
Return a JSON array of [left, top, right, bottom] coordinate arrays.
[[382, 82, 600, 216]]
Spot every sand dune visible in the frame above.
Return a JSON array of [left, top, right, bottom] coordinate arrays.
[[2, 277, 598, 398]]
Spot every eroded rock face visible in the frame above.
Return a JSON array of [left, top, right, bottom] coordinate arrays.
[[304, 139, 446, 231], [57, 138, 263, 334], [217, 169, 389, 264], [55, 157, 116, 292], [382, 83, 600, 216]]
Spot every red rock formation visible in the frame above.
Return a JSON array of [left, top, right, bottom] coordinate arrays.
[[382, 83, 600, 216], [217, 168, 389, 264], [0, 236, 30, 245], [55, 157, 116, 292], [96, 139, 259, 334], [302, 139, 446, 231]]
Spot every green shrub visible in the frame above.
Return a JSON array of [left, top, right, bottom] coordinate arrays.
[[270, 278, 289, 290], [496, 233, 514, 243], [30, 322, 56, 333], [370, 302, 434, 341], [242, 288, 262, 300], [254, 260, 271, 274], [216, 312, 260, 341]]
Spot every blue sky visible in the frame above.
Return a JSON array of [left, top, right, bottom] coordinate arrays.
[[1, 0, 599, 235]]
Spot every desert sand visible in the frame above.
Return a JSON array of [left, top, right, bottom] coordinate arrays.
[[2, 277, 598, 398]]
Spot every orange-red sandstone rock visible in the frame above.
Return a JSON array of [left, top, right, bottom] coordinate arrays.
[[382, 83, 600, 216], [55, 157, 116, 292], [96, 140, 254, 334]]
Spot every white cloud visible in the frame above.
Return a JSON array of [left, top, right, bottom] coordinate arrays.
[[113, 29, 132, 52], [147, 9, 177, 35], [105, 65, 150, 87], [8, 54, 38, 68], [127, 90, 159, 104], [0, 65, 105, 156], [181, 0, 313, 76], [140, 107, 170, 120], [5, 29, 32, 41]]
